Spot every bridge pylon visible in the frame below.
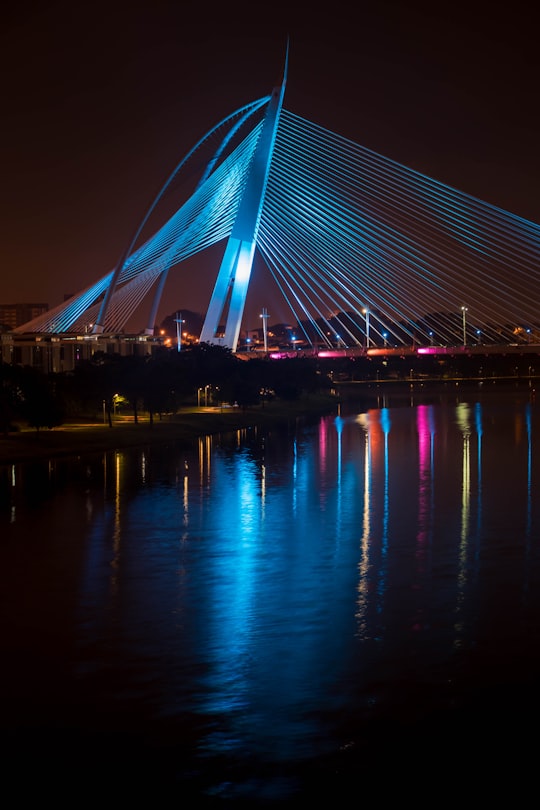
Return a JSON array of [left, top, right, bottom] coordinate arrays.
[[199, 55, 287, 352]]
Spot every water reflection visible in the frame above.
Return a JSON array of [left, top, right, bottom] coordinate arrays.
[[416, 404, 434, 557], [2, 391, 540, 802]]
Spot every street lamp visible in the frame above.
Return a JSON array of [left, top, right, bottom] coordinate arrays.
[[363, 307, 370, 350], [260, 307, 269, 353], [197, 386, 211, 407], [174, 312, 185, 351], [383, 331, 388, 347], [461, 306, 468, 346]]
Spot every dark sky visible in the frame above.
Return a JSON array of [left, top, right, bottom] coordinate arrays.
[[2, 0, 539, 326]]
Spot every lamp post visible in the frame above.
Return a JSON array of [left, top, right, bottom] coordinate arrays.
[[461, 306, 468, 346], [363, 307, 370, 350], [260, 307, 269, 353], [174, 312, 185, 351]]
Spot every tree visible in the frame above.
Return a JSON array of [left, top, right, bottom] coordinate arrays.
[[0, 362, 25, 434], [19, 366, 65, 432]]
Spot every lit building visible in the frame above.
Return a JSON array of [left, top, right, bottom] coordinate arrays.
[[0, 332, 160, 373], [0, 303, 49, 330]]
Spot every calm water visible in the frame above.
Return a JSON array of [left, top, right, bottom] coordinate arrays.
[[2, 386, 540, 804]]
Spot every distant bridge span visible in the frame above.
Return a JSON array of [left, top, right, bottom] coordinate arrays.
[[262, 344, 540, 360]]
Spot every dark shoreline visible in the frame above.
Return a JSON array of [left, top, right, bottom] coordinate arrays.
[[1, 378, 536, 466], [0, 394, 339, 466]]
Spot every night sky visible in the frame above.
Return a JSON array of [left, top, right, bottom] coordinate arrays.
[[2, 1, 539, 327]]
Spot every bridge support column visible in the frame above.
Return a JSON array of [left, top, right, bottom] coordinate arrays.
[[200, 65, 287, 351]]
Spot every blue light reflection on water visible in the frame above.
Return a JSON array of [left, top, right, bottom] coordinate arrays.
[[2, 391, 540, 801]]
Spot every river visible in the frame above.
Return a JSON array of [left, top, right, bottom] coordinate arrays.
[[1, 384, 539, 805]]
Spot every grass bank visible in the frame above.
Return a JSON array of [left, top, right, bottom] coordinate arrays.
[[0, 393, 338, 465]]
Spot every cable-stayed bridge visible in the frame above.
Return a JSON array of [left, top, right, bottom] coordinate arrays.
[[15, 57, 540, 354]]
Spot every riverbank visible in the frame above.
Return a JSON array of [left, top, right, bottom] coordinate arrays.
[[0, 393, 338, 465], [3, 377, 537, 466]]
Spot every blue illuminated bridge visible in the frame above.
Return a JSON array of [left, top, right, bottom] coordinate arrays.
[[15, 51, 540, 355]]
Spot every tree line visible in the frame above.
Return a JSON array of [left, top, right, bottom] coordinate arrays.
[[0, 343, 332, 434]]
